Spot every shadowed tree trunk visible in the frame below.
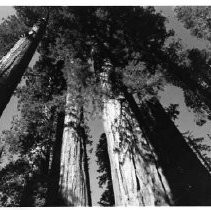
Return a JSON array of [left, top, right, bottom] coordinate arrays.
[[0, 18, 47, 117], [58, 92, 91, 206], [78, 107, 92, 206], [121, 84, 211, 205], [46, 111, 65, 206], [41, 108, 56, 181], [20, 174, 35, 206]]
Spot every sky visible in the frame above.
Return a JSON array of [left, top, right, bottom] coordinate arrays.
[[0, 6, 15, 21], [0, 6, 211, 206]]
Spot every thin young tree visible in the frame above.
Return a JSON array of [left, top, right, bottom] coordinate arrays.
[[96, 133, 115, 206]]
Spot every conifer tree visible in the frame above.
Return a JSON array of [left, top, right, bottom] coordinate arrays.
[[96, 133, 115, 206]]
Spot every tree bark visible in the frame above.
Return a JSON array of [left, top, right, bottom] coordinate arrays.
[[101, 71, 172, 206], [103, 96, 172, 206], [103, 99, 140, 206], [0, 18, 47, 117], [58, 93, 91, 206], [122, 85, 211, 205]]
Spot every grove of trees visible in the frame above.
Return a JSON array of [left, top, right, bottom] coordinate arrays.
[[0, 6, 211, 206]]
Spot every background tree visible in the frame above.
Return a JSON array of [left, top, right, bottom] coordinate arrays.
[[96, 133, 115, 206]]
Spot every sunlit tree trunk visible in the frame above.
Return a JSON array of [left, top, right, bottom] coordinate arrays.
[[58, 92, 91, 206], [0, 18, 47, 117], [103, 99, 141, 206], [101, 71, 172, 206]]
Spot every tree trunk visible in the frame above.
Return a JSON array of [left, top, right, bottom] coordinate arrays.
[[103, 97, 172, 206], [58, 93, 91, 206], [0, 18, 47, 117], [78, 107, 92, 206], [46, 111, 65, 206], [103, 99, 139, 206], [20, 175, 35, 206], [122, 85, 211, 205], [101, 71, 172, 206]]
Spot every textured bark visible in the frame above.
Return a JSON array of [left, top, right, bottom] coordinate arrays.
[[103, 99, 139, 206], [101, 71, 171, 206], [122, 86, 211, 205], [58, 93, 91, 206], [0, 18, 47, 117], [103, 98, 171, 206]]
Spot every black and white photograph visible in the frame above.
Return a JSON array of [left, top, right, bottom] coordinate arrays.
[[0, 3, 211, 207]]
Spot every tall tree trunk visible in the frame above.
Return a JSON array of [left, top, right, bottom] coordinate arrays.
[[121, 85, 211, 205], [46, 111, 65, 206], [103, 99, 138, 206], [78, 107, 92, 206], [41, 108, 56, 180], [0, 18, 47, 117], [102, 94, 172, 206], [58, 92, 91, 206]]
